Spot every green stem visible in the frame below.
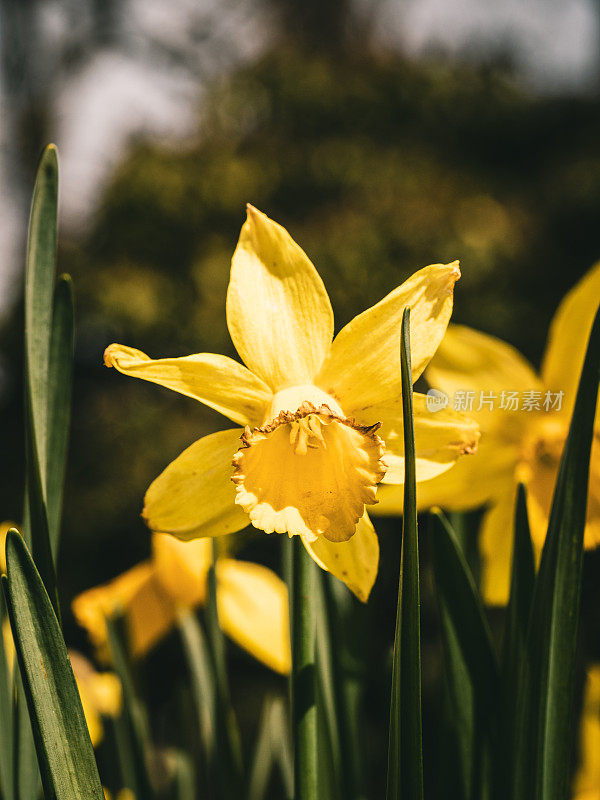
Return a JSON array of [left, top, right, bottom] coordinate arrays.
[[290, 536, 318, 800]]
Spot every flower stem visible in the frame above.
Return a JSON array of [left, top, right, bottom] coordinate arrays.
[[290, 535, 318, 800]]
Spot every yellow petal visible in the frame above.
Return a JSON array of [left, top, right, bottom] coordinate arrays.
[[523, 426, 600, 555], [542, 261, 600, 419], [72, 562, 176, 659], [152, 533, 212, 606], [479, 487, 518, 606], [227, 205, 334, 391], [216, 558, 291, 674], [78, 684, 103, 747], [574, 665, 600, 799], [104, 344, 271, 427], [143, 429, 249, 541], [375, 431, 519, 514], [0, 522, 18, 575], [316, 263, 460, 410], [301, 512, 379, 601], [70, 651, 122, 748], [232, 403, 385, 542], [354, 393, 479, 484], [426, 324, 541, 429]]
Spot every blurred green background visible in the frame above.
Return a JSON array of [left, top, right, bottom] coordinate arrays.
[[1, 0, 599, 796]]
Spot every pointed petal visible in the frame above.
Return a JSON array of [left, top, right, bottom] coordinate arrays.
[[143, 429, 249, 541], [542, 261, 600, 419], [104, 344, 271, 426], [215, 558, 291, 674], [301, 512, 379, 601], [152, 533, 212, 606], [226, 205, 334, 391], [71, 563, 176, 659], [479, 486, 518, 606], [354, 393, 479, 484], [426, 324, 542, 425], [316, 262, 460, 410], [374, 431, 519, 513]]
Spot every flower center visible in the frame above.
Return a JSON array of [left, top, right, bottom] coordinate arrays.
[[232, 387, 386, 542]]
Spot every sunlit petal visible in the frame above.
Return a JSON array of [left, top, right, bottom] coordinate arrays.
[[301, 512, 379, 601], [426, 324, 542, 430], [216, 558, 291, 674], [354, 393, 479, 484], [104, 344, 271, 427], [316, 263, 460, 410], [375, 431, 518, 513], [227, 205, 334, 391], [479, 486, 518, 606], [152, 533, 212, 606], [542, 261, 600, 419], [72, 563, 176, 659], [143, 429, 249, 541]]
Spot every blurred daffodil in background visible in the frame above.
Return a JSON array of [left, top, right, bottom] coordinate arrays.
[[73, 533, 291, 674], [573, 665, 600, 800], [104, 205, 478, 601], [377, 262, 600, 604]]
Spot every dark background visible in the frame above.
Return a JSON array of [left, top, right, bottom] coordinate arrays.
[[1, 0, 599, 796]]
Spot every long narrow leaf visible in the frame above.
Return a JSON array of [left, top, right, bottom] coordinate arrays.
[[432, 510, 500, 799], [386, 307, 423, 800], [105, 613, 156, 800], [23, 145, 60, 614], [205, 542, 243, 798], [513, 304, 600, 800], [24, 144, 58, 486], [45, 275, 74, 556], [3, 530, 104, 799], [178, 610, 216, 770]]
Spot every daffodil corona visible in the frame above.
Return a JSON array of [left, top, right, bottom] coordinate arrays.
[[105, 206, 478, 600]]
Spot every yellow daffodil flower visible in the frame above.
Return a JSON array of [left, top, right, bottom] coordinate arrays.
[[104, 205, 477, 600], [573, 665, 600, 800], [72, 533, 291, 674], [376, 262, 600, 604]]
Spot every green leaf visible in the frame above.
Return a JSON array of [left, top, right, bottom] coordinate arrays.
[[314, 569, 344, 800], [23, 145, 60, 616], [178, 610, 217, 771], [45, 275, 74, 557], [502, 484, 535, 689], [386, 307, 423, 800], [290, 535, 318, 800], [167, 749, 195, 800], [105, 613, 156, 800], [248, 695, 293, 800], [15, 671, 41, 800], [205, 542, 243, 798], [432, 510, 500, 799], [25, 144, 58, 486], [512, 304, 600, 800], [3, 529, 104, 799]]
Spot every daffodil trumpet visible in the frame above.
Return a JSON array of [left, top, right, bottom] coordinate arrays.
[[104, 205, 476, 602]]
